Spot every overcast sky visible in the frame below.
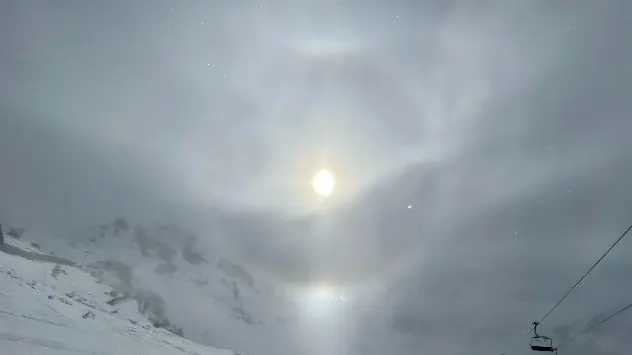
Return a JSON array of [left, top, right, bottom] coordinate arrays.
[[1, 0, 632, 354]]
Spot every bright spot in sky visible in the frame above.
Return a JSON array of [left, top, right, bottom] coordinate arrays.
[[301, 285, 343, 319], [312, 169, 335, 197], [407, 205, 412, 209], [310, 287, 336, 303]]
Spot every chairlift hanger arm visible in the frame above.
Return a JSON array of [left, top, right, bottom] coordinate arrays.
[[532, 321, 541, 337]]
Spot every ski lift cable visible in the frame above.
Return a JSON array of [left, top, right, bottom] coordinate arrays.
[[526, 223, 632, 335], [557, 302, 632, 349]]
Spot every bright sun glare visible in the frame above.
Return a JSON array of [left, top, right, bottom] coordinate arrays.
[[302, 285, 342, 319], [309, 287, 336, 303], [311, 169, 335, 197]]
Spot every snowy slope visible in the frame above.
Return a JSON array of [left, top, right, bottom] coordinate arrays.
[[18, 220, 306, 354], [0, 244, 234, 355]]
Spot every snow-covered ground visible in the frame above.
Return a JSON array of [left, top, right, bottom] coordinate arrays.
[[0, 241, 234, 355], [16, 220, 308, 354]]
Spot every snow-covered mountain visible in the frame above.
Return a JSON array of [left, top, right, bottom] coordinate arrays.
[[16, 219, 307, 355], [0, 236, 234, 355]]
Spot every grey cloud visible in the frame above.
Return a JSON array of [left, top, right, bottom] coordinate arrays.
[[2, 0, 632, 355]]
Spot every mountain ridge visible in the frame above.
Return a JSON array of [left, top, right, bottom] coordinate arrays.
[[14, 218, 305, 354]]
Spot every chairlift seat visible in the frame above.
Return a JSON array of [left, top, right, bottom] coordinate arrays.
[[531, 345, 554, 352], [530, 336, 554, 352]]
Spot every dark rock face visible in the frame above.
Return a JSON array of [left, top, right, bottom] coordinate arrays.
[[135, 289, 184, 337], [182, 245, 208, 265], [133, 226, 176, 263], [218, 258, 254, 288], [87, 260, 133, 287], [7, 227, 25, 239], [232, 307, 254, 325]]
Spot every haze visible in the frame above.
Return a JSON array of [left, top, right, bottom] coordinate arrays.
[[1, 1, 632, 354]]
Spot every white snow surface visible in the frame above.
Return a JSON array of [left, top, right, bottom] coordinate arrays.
[[0, 242, 234, 355], [9, 222, 308, 355]]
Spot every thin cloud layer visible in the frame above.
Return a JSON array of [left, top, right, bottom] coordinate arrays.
[[1, 0, 631, 355]]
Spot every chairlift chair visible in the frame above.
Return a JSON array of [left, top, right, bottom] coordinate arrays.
[[530, 322, 558, 352]]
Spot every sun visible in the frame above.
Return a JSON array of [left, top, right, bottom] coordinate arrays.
[[309, 286, 336, 303], [311, 169, 335, 197], [299, 284, 342, 319]]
